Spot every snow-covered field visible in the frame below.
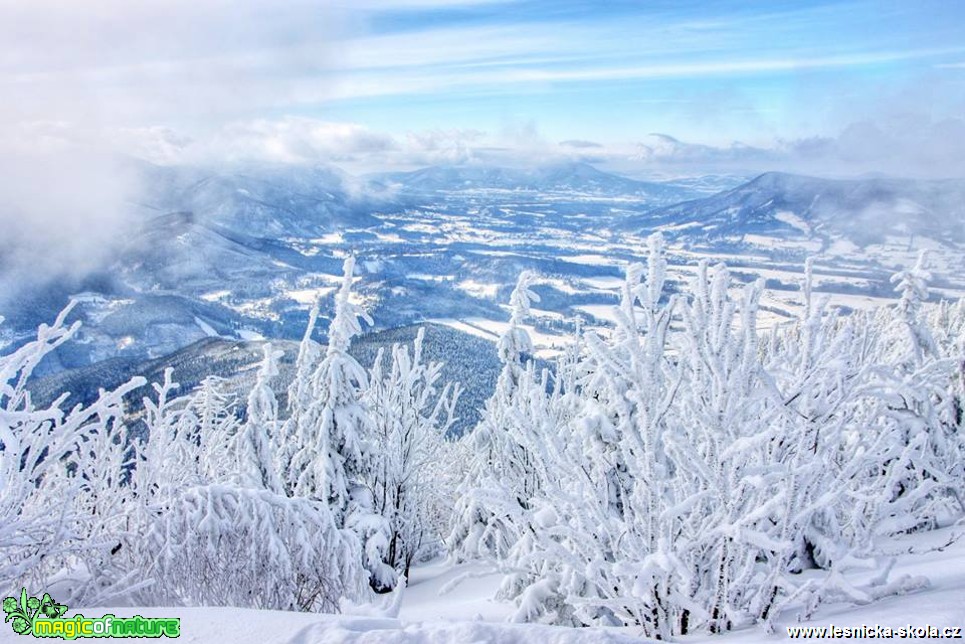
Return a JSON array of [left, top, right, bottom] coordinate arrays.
[[5, 525, 960, 643]]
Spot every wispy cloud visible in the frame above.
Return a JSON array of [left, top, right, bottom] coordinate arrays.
[[626, 115, 965, 179], [1, 0, 964, 175], [334, 0, 511, 7], [5, 1, 963, 125], [66, 110, 964, 181], [496, 48, 964, 83]]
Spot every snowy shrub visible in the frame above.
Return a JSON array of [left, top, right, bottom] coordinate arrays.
[[365, 328, 461, 579], [457, 235, 965, 639], [126, 259, 376, 605], [0, 303, 145, 604], [137, 484, 363, 611]]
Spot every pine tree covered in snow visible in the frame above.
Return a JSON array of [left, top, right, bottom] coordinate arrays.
[[287, 257, 374, 515], [235, 343, 285, 493], [448, 271, 547, 561]]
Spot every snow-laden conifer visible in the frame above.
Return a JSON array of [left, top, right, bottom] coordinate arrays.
[[449, 271, 545, 561], [235, 343, 285, 493], [288, 257, 373, 516]]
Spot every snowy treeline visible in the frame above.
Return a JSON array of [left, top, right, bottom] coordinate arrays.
[[450, 237, 965, 638], [2, 241, 964, 640], [0, 258, 460, 610]]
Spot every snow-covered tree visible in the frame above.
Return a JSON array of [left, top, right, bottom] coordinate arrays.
[[473, 239, 963, 639], [275, 299, 324, 493], [449, 271, 545, 560], [127, 360, 366, 611], [131, 369, 224, 499], [500, 235, 687, 635], [279, 257, 396, 594], [235, 343, 285, 493], [891, 250, 938, 366], [287, 257, 374, 517], [365, 328, 461, 585]]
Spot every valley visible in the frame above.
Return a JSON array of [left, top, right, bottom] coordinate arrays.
[[5, 161, 965, 415]]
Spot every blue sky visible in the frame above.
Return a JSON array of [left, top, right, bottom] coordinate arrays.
[[316, 0, 965, 144], [1, 0, 964, 175]]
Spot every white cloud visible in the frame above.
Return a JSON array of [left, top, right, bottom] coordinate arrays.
[[0, 0, 341, 296], [626, 117, 965, 179], [403, 129, 485, 166], [0, 142, 143, 300], [0, 0, 340, 126], [27, 110, 962, 180], [199, 119, 397, 164], [560, 140, 604, 149]]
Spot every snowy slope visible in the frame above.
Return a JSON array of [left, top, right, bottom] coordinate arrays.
[[623, 171, 965, 247], [3, 526, 961, 643], [136, 161, 381, 237]]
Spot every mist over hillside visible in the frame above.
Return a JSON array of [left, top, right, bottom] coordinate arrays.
[[4, 160, 964, 387]]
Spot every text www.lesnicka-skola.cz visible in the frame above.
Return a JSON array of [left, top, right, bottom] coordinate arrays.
[[787, 624, 963, 639]]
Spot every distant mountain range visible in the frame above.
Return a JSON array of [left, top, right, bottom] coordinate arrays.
[[621, 171, 965, 248], [5, 161, 965, 398], [135, 162, 381, 236], [372, 161, 696, 203]]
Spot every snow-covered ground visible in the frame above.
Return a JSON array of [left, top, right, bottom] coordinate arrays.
[[5, 526, 961, 643], [704, 525, 965, 643]]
